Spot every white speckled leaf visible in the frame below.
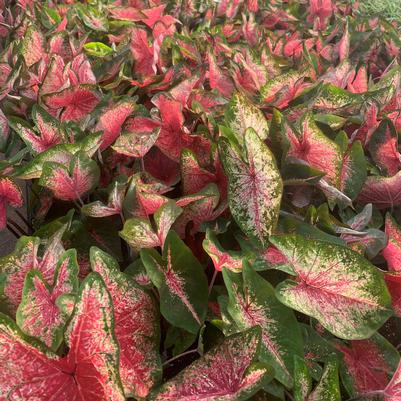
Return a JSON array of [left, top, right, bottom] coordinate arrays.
[[270, 235, 392, 340], [219, 128, 282, 245], [308, 359, 341, 401]]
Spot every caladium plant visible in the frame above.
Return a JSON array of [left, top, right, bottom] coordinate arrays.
[[2, 0, 401, 400]]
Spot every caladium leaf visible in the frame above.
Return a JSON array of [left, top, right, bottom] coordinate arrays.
[[294, 356, 312, 401], [369, 119, 401, 176], [141, 231, 208, 334], [336, 333, 399, 397], [0, 273, 125, 401], [357, 171, 401, 209], [95, 99, 136, 150], [16, 249, 79, 350], [385, 272, 401, 316], [223, 262, 304, 387], [43, 85, 100, 121], [307, 359, 341, 401], [21, 25, 46, 67], [383, 214, 401, 271], [0, 177, 23, 229], [151, 327, 274, 401], [219, 127, 282, 245], [225, 92, 269, 144], [270, 235, 392, 340], [90, 247, 161, 398], [39, 151, 100, 201]]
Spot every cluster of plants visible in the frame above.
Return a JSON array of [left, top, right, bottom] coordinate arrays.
[[3, 0, 401, 400]]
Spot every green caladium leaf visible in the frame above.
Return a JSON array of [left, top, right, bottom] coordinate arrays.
[[151, 327, 274, 401], [270, 235, 392, 339], [294, 356, 312, 401], [307, 359, 341, 401], [225, 92, 269, 145], [16, 249, 79, 351], [140, 231, 208, 334], [223, 262, 304, 388], [39, 151, 100, 201], [90, 247, 161, 398], [219, 127, 283, 246]]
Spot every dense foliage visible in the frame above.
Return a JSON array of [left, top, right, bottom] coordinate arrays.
[[2, 0, 401, 400]]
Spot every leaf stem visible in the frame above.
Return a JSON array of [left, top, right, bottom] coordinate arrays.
[[6, 223, 20, 239], [208, 269, 218, 295], [14, 210, 33, 233], [163, 349, 199, 367], [7, 218, 28, 236]]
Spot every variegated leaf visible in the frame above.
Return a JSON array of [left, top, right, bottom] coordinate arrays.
[[219, 127, 282, 245], [151, 327, 274, 401], [90, 248, 161, 398], [141, 231, 208, 334], [383, 214, 401, 271], [21, 25, 45, 67], [223, 262, 304, 387], [307, 359, 341, 401], [0, 178, 23, 229], [270, 235, 392, 339]]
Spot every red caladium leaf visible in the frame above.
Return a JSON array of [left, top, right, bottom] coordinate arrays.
[[43, 85, 100, 121], [16, 249, 79, 350], [131, 27, 155, 76], [21, 25, 46, 67], [40, 55, 70, 96], [144, 147, 181, 186], [95, 99, 136, 150], [384, 359, 401, 400], [0, 231, 65, 315], [0, 177, 23, 229], [90, 247, 161, 398], [39, 151, 100, 201], [357, 171, 401, 209], [385, 273, 401, 316], [369, 119, 401, 176], [219, 128, 283, 246], [336, 334, 399, 396], [383, 214, 401, 271], [208, 51, 235, 97], [10, 105, 65, 153], [270, 235, 392, 339], [151, 327, 273, 401], [0, 273, 125, 401]]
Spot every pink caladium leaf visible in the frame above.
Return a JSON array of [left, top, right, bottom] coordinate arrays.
[[0, 108, 10, 151], [140, 231, 208, 334], [223, 262, 304, 387], [357, 171, 401, 209], [385, 272, 401, 316], [21, 25, 46, 67], [0, 177, 23, 230], [43, 85, 100, 121], [369, 119, 401, 176], [144, 147, 181, 186], [151, 327, 274, 401], [0, 273, 125, 400], [10, 105, 66, 153], [40, 55, 70, 96], [383, 214, 401, 272], [95, 99, 136, 150], [82, 180, 126, 218], [335, 333, 399, 397], [270, 235, 392, 339], [131, 27, 156, 76], [203, 229, 243, 272], [384, 358, 401, 400], [285, 113, 342, 185], [208, 51, 235, 97], [39, 151, 100, 201], [16, 249, 79, 350], [219, 128, 283, 246], [90, 247, 161, 398], [120, 201, 182, 251]]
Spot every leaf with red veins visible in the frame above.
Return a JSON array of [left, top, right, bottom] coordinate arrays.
[[347, 66, 368, 93], [181, 149, 216, 195], [0, 273, 125, 400], [203, 230, 243, 272], [112, 128, 160, 158], [357, 171, 401, 209], [219, 128, 283, 246], [39, 151, 100, 201], [144, 147, 181, 186], [208, 51, 234, 97], [44, 85, 100, 121], [95, 100, 136, 150], [384, 358, 401, 400], [383, 214, 401, 271], [169, 74, 201, 107], [141, 231, 208, 334], [69, 54, 96, 86], [90, 248, 161, 398], [40, 55, 70, 96], [82, 181, 126, 218], [131, 27, 155, 76], [270, 235, 392, 340], [109, 7, 144, 21], [286, 113, 342, 185], [336, 334, 399, 396], [21, 25, 46, 67], [16, 250, 79, 350], [369, 119, 401, 176], [151, 327, 273, 401], [152, 93, 211, 162], [0, 177, 23, 229], [223, 262, 303, 388], [385, 272, 401, 316], [141, 4, 176, 28]]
